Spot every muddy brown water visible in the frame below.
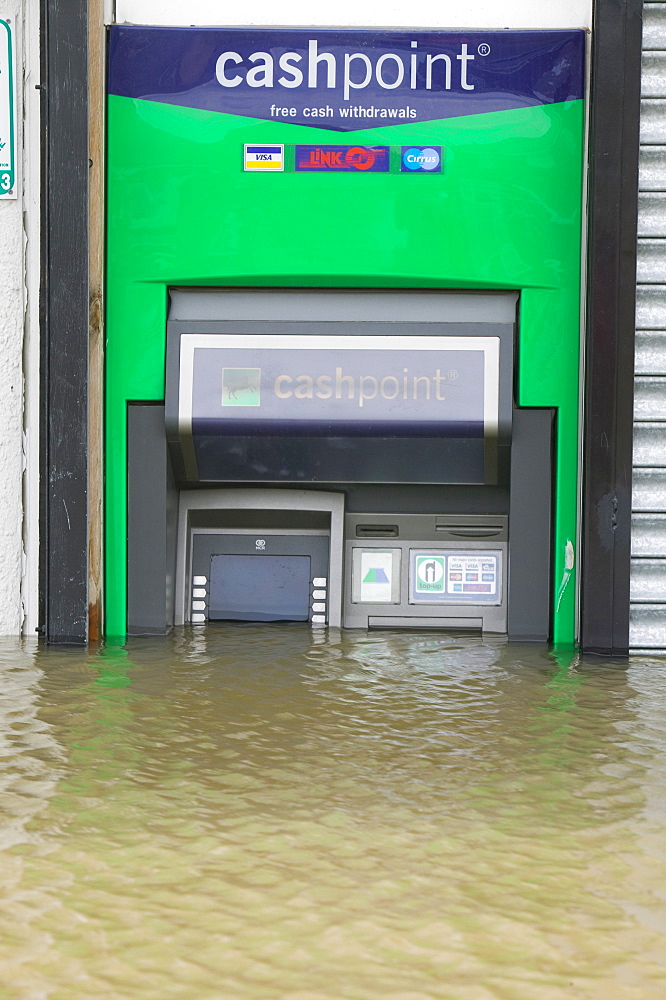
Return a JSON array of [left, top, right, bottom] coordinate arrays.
[[1, 628, 666, 999]]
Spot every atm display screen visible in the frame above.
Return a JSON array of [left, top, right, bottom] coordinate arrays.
[[209, 554, 311, 621]]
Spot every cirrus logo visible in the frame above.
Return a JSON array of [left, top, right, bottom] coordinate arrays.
[[401, 146, 442, 173]]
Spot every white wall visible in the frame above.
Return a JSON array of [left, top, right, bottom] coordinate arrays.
[[0, 0, 39, 636], [114, 0, 593, 29], [22, 0, 39, 638]]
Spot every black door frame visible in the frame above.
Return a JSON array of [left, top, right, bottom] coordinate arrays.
[[40, 0, 89, 643], [39, 0, 644, 650], [581, 0, 644, 655]]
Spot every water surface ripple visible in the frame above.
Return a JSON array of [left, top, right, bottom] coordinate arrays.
[[1, 629, 666, 999]]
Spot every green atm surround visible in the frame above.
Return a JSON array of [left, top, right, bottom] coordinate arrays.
[[106, 31, 585, 644]]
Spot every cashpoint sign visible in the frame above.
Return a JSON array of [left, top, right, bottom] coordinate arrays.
[[172, 331, 503, 484], [179, 334, 499, 437], [110, 28, 585, 132]]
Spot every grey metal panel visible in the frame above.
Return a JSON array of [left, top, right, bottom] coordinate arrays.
[[639, 147, 666, 189], [127, 405, 171, 635], [169, 289, 519, 325], [632, 467, 666, 509], [342, 528, 508, 634], [643, 4, 666, 49], [343, 484, 509, 515], [508, 409, 553, 642], [642, 51, 666, 95], [347, 512, 508, 543], [634, 375, 666, 417], [637, 193, 666, 234], [635, 285, 666, 326], [630, 558, 666, 599], [635, 331, 666, 372], [633, 421, 666, 464], [165, 441, 178, 630], [631, 513, 666, 554], [630, 604, 666, 646], [368, 616, 484, 630], [640, 100, 666, 143], [637, 239, 666, 280]]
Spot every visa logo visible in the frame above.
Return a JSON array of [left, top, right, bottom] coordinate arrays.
[[244, 144, 284, 171]]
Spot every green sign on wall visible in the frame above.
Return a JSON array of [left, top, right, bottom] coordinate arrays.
[[0, 19, 15, 199]]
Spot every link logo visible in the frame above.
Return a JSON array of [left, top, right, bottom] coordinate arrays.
[[295, 145, 389, 172], [401, 146, 441, 172]]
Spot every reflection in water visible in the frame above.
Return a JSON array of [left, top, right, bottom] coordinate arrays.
[[1, 627, 666, 998], [0, 639, 65, 992]]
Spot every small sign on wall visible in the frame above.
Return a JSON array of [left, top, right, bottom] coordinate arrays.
[[0, 19, 16, 199]]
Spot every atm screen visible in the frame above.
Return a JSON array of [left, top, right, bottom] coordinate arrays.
[[209, 554, 311, 622]]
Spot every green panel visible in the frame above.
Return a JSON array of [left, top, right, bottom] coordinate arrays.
[[106, 96, 584, 642]]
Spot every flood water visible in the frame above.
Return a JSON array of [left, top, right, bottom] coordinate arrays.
[[2, 628, 666, 999]]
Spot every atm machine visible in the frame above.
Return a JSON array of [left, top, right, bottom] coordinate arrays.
[[126, 288, 553, 640]]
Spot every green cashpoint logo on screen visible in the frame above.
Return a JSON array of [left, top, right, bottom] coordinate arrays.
[[222, 368, 261, 406]]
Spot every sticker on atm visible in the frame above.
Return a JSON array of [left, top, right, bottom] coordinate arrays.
[[410, 549, 501, 604], [414, 555, 446, 594], [244, 144, 284, 170], [295, 145, 389, 172], [447, 555, 497, 596], [352, 548, 401, 604]]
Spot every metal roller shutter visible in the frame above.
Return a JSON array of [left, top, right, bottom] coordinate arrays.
[[631, 2, 666, 648]]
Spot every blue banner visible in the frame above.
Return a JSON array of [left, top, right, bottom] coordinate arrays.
[[109, 27, 585, 132]]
